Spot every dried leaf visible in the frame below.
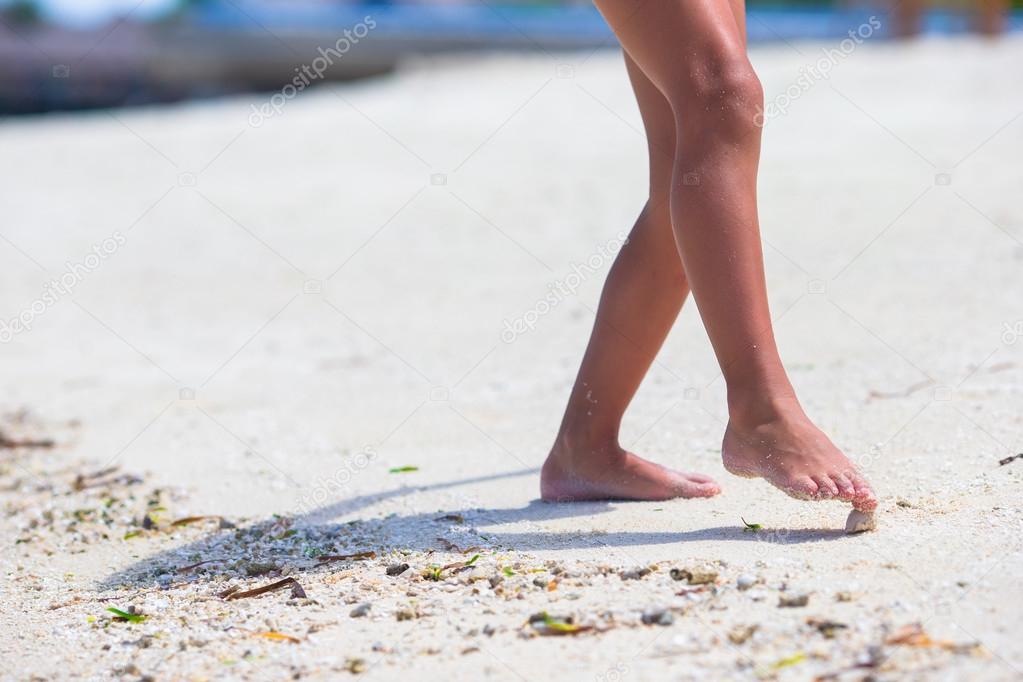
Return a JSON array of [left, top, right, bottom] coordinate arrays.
[[884, 622, 980, 654], [176, 559, 227, 574], [73, 466, 119, 490], [0, 433, 55, 449], [439, 553, 482, 575], [886, 623, 932, 646], [435, 514, 465, 523], [436, 538, 460, 552], [170, 515, 222, 527], [224, 577, 305, 601], [255, 631, 301, 644], [316, 551, 376, 563]]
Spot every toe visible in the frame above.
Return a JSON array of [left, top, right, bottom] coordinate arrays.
[[693, 479, 722, 497], [668, 470, 720, 498], [853, 485, 878, 511], [811, 475, 839, 498], [833, 473, 857, 499], [849, 473, 878, 510], [785, 475, 819, 500], [677, 480, 720, 498]]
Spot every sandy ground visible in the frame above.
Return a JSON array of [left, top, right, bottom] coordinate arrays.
[[1, 33, 1022, 682]]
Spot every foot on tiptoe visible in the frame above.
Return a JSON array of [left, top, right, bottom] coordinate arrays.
[[722, 402, 877, 511]]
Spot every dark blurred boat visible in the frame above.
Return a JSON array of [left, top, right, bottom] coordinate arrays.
[[1, 1, 1019, 114]]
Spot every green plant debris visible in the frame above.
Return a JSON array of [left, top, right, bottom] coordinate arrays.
[[771, 652, 806, 670], [529, 612, 593, 636], [106, 607, 145, 624]]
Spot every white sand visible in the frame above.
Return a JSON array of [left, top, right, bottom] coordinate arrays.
[[1, 35, 1022, 681]]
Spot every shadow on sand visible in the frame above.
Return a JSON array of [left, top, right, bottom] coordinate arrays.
[[98, 466, 849, 591]]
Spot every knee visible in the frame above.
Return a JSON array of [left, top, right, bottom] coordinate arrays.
[[666, 55, 764, 137]]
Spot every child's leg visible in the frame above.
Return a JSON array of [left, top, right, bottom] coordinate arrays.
[[591, 0, 877, 510], [892, 0, 925, 38], [975, 0, 1007, 35], [540, 55, 721, 502]]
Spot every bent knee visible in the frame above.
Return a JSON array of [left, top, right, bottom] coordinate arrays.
[[664, 54, 764, 135]]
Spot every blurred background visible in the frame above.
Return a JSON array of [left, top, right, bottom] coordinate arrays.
[[1, 0, 1021, 115]]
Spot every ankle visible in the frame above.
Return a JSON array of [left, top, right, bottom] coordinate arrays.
[[726, 384, 803, 431], [551, 422, 623, 462]]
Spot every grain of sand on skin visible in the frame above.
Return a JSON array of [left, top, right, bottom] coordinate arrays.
[[2, 37, 1023, 681]]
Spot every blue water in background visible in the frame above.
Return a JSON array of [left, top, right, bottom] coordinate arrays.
[[191, 3, 1023, 43]]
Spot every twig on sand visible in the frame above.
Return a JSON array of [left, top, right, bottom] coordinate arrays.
[[222, 577, 307, 600], [176, 559, 229, 574], [316, 551, 377, 563], [0, 430, 55, 449]]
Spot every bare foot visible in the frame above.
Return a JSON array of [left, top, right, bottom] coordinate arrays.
[[722, 404, 877, 511], [541, 437, 721, 502]]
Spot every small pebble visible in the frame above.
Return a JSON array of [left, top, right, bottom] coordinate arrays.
[[670, 567, 718, 585], [620, 567, 651, 581], [386, 563, 410, 576], [845, 509, 876, 534], [641, 609, 674, 626], [344, 658, 367, 674], [736, 574, 756, 591], [778, 593, 809, 608], [727, 624, 757, 644], [350, 602, 372, 618]]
